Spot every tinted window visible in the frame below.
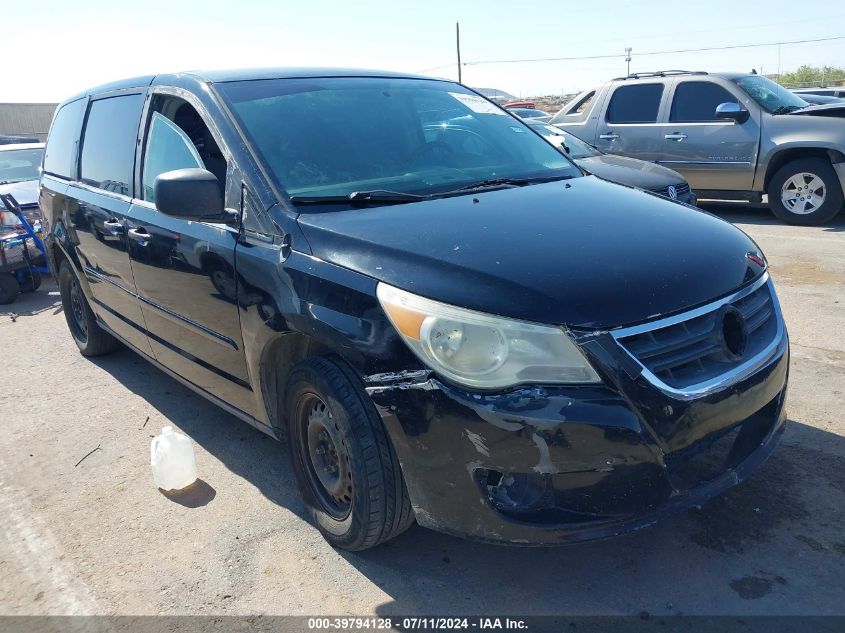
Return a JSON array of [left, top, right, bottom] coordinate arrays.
[[43, 99, 84, 178], [606, 84, 663, 123], [80, 94, 144, 196], [142, 112, 204, 202], [670, 82, 738, 122]]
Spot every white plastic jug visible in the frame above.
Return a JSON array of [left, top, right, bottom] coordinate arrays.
[[150, 426, 198, 491]]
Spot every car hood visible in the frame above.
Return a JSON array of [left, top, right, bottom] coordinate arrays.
[[295, 176, 764, 329], [574, 154, 685, 190], [0, 179, 39, 208]]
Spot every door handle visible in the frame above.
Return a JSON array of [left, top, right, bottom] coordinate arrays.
[[664, 133, 688, 141], [103, 219, 123, 236], [127, 228, 151, 247], [599, 133, 619, 140]]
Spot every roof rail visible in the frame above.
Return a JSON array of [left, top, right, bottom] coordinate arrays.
[[612, 70, 709, 80]]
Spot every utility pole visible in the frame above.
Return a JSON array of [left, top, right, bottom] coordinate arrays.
[[456, 22, 462, 84], [625, 47, 632, 77]]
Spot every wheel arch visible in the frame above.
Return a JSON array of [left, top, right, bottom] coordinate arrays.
[[763, 147, 845, 190], [258, 332, 335, 434]]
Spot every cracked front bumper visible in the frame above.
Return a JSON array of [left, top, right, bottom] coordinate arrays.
[[368, 329, 788, 545]]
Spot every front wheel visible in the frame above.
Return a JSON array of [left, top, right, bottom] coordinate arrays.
[[767, 157, 844, 226], [285, 356, 414, 551], [0, 272, 19, 305], [57, 260, 119, 356]]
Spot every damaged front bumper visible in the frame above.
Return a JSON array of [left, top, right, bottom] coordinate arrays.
[[366, 311, 789, 545]]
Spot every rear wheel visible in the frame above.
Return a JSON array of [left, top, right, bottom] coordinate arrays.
[[285, 356, 414, 551], [0, 272, 19, 305], [19, 270, 42, 293], [768, 157, 843, 225], [57, 260, 119, 356]]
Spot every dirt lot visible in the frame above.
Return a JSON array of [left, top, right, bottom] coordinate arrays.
[[1, 204, 844, 617]]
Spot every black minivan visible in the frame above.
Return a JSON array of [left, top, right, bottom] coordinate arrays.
[[40, 69, 789, 550]]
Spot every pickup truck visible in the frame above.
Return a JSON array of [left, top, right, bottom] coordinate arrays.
[[551, 70, 845, 225]]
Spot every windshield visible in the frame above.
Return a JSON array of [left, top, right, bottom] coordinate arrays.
[[732, 76, 809, 113], [0, 148, 44, 184], [217, 77, 580, 203]]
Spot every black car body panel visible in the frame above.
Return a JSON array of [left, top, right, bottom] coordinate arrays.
[[39, 67, 789, 546], [576, 154, 683, 190], [296, 177, 762, 329]]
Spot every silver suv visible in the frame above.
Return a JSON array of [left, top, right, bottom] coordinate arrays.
[[551, 71, 845, 225]]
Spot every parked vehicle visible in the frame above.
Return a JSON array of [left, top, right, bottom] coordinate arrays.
[[523, 119, 696, 204], [793, 86, 845, 99], [41, 69, 788, 551], [1, 143, 45, 229], [792, 92, 845, 106], [504, 101, 536, 109], [510, 107, 552, 122], [551, 70, 845, 225], [0, 135, 40, 145]]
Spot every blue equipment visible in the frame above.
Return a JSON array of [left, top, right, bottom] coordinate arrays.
[[0, 193, 51, 305]]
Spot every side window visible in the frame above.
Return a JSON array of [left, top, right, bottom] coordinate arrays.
[[43, 98, 86, 178], [670, 82, 739, 122], [80, 94, 145, 196], [142, 113, 203, 201], [606, 84, 664, 123], [141, 98, 227, 204], [569, 91, 595, 114]]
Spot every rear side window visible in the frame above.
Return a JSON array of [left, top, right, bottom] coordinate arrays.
[[80, 94, 144, 196], [670, 82, 738, 122], [606, 84, 663, 123], [43, 99, 85, 178]]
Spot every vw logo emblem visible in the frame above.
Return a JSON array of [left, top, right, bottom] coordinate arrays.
[[667, 185, 678, 200], [717, 305, 749, 359]]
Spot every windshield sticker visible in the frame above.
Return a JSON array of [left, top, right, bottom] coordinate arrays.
[[449, 92, 508, 115]]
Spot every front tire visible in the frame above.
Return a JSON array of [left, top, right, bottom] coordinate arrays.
[[57, 260, 119, 356], [0, 272, 19, 305], [768, 157, 843, 226], [285, 356, 414, 551]]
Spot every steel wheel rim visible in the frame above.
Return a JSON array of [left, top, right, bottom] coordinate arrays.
[[297, 393, 352, 520], [69, 277, 88, 342], [781, 172, 826, 214]]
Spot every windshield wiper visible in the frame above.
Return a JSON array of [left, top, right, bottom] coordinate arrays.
[[455, 174, 575, 192], [772, 105, 802, 115], [289, 190, 427, 206]]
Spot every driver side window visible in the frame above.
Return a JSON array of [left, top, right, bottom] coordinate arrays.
[[142, 112, 203, 202], [142, 98, 228, 204]]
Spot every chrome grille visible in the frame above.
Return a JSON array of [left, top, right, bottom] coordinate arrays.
[[614, 278, 779, 391]]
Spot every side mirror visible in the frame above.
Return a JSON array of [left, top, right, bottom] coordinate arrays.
[[715, 102, 749, 123], [154, 168, 224, 219]]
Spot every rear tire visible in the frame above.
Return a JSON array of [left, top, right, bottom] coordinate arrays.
[[57, 260, 119, 356], [285, 356, 414, 551], [767, 157, 843, 226], [19, 270, 42, 293], [0, 272, 19, 305]]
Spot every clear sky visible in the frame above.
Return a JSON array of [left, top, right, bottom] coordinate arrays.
[[3, 0, 844, 102]]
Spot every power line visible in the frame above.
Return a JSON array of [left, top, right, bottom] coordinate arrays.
[[420, 35, 845, 70]]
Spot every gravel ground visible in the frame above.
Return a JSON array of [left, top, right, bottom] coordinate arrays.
[[1, 204, 844, 617]]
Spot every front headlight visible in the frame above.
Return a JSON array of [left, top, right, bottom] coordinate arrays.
[[376, 283, 601, 389]]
